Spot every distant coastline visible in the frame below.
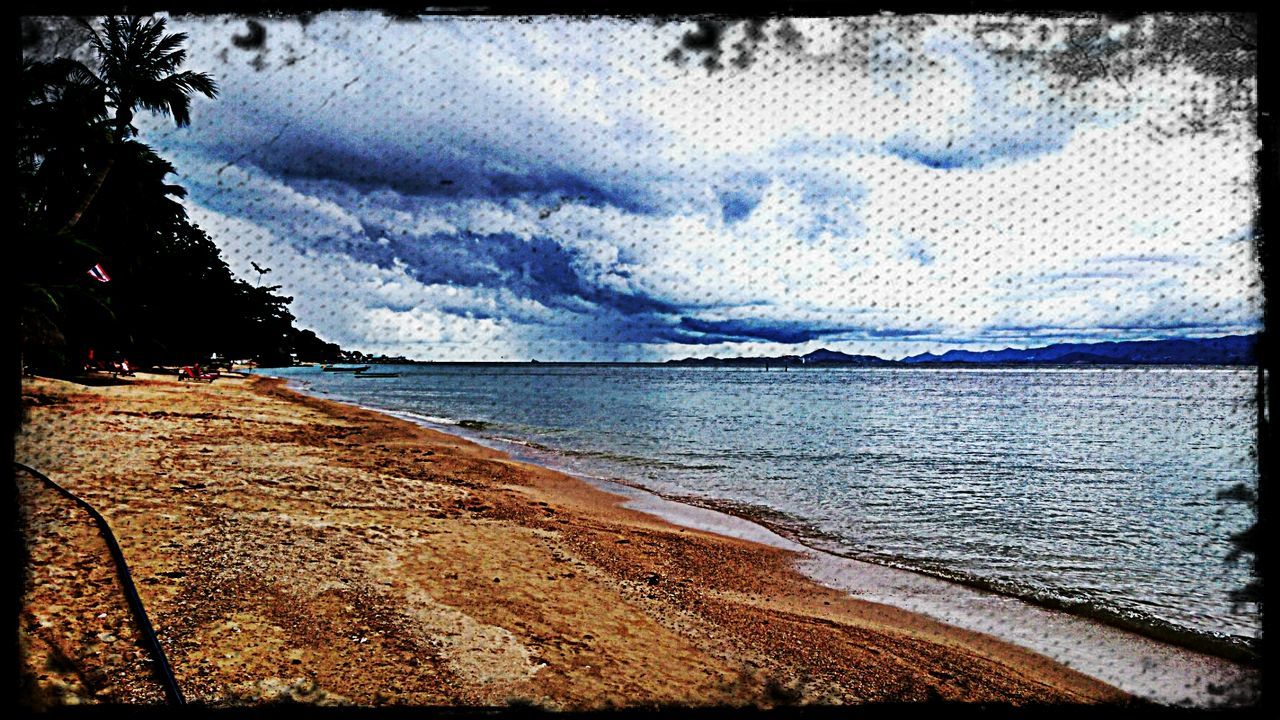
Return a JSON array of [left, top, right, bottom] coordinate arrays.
[[293, 333, 1260, 368], [666, 334, 1258, 367]]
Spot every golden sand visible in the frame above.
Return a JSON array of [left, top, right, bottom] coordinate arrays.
[[15, 373, 1131, 708]]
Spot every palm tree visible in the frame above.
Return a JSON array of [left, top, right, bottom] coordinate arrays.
[[60, 15, 217, 233], [19, 57, 110, 224]]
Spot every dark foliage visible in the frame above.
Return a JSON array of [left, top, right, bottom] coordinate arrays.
[[17, 16, 342, 373]]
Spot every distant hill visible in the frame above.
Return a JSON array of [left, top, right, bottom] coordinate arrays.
[[666, 354, 799, 367], [665, 334, 1258, 367], [801, 349, 898, 365], [901, 334, 1258, 366], [666, 348, 897, 367]]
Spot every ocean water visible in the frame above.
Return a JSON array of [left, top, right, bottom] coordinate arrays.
[[264, 364, 1260, 656]]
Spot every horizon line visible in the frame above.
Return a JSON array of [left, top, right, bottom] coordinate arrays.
[[324, 331, 1260, 365]]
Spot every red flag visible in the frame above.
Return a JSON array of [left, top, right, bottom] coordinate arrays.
[[87, 263, 111, 282]]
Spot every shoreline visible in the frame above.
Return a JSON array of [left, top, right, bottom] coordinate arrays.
[[273, 372, 1261, 706], [647, 493, 1258, 665], [583, 478, 1260, 706], [282, 372, 1259, 666], [12, 372, 1210, 707]]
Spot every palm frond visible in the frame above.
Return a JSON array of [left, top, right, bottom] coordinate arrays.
[[61, 59, 106, 90], [169, 70, 218, 98], [140, 71, 218, 125], [150, 31, 190, 68]]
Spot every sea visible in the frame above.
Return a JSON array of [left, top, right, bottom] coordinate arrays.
[[261, 363, 1261, 662]]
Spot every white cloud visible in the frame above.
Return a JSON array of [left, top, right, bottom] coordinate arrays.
[[128, 13, 1259, 360]]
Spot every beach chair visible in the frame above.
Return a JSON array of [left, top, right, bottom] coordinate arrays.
[[178, 365, 216, 382]]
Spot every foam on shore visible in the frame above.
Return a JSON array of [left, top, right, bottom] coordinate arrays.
[[584, 476, 1259, 707]]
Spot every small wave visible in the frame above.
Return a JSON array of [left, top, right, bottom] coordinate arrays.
[[486, 438, 730, 474], [367, 408, 494, 432], [421, 415, 464, 426], [493, 436, 554, 452], [377, 409, 462, 427], [552, 447, 728, 472]]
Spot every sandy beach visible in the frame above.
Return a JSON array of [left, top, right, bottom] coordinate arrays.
[[15, 372, 1132, 708]]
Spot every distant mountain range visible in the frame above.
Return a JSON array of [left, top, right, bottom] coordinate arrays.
[[665, 334, 1259, 367]]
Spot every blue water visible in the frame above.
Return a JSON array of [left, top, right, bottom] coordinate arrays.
[[263, 364, 1260, 655]]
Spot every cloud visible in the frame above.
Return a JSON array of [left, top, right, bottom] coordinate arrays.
[[127, 13, 1260, 360]]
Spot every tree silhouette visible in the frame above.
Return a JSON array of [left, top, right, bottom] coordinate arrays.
[[18, 16, 343, 371], [60, 15, 218, 233]]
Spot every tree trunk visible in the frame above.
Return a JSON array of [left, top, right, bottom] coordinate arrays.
[[60, 114, 130, 235], [59, 153, 116, 235]]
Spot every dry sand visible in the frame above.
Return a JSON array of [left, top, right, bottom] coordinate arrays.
[[14, 372, 1133, 708]]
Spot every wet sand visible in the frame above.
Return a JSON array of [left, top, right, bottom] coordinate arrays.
[[588, 479, 1258, 707], [16, 372, 1132, 708]]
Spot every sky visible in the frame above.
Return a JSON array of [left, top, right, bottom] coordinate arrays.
[[120, 13, 1260, 361]]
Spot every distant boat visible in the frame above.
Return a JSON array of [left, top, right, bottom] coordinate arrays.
[[323, 365, 371, 372], [354, 371, 400, 378]]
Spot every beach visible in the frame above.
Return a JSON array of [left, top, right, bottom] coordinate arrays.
[[16, 372, 1135, 708]]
